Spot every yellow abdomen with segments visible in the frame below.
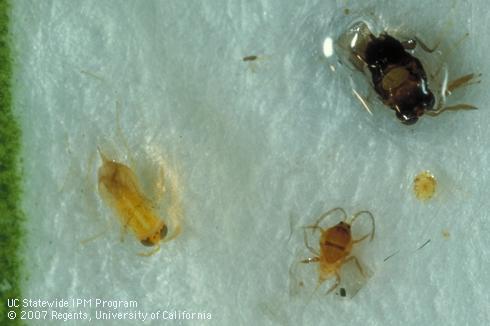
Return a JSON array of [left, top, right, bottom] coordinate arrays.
[[98, 152, 167, 247]]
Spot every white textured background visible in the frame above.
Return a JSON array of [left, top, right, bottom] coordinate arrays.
[[11, 0, 490, 325]]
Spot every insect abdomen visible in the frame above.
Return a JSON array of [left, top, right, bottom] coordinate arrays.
[[98, 159, 165, 242]]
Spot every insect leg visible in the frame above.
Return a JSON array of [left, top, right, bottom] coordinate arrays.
[[303, 227, 320, 256], [426, 103, 477, 117], [138, 244, 161, 257], [326, 271, 341, 294], [344, 256, 367, 278], [401, 39, 417, 50], [301, 257, 320, 264], [405, 37, 440, 53], [446, 73, 481, 95], [312, 207, 348, 229], [80, 227, 109, 245], [351, 210, 375, 242], [352, 89, 373, 115]]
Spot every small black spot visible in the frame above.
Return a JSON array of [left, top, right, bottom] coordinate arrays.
[[340, 288, 346, 297], [243, 55, 258, 62]]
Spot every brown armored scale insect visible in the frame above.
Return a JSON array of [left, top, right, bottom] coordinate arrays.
[[336, 21, 478, 124], [301, 207, 375, 294]]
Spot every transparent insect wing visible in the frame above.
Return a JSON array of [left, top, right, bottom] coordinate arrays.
[[335, 21, 374, 71], [335, 258, 373, 299]]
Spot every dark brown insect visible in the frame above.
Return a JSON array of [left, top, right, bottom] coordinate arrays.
[[336, 21, 479, 125], [364, 34, 436, 124]]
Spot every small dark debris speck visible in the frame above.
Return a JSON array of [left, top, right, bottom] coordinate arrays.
[[243, 55, 258, 62], [340, 288, 346, 297]]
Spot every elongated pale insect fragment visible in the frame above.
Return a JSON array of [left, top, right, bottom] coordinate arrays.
[[97, 150, 168, 249]]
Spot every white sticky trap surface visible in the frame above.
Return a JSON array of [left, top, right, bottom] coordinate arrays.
[[11, 1, 490, 325]]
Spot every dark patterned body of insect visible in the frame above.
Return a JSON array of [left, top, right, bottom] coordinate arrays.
[[364, 34, 435, 124], [336, 21, 479, 125]]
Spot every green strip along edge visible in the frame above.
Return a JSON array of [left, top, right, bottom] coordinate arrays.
[[0, 0, 23, 325]]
